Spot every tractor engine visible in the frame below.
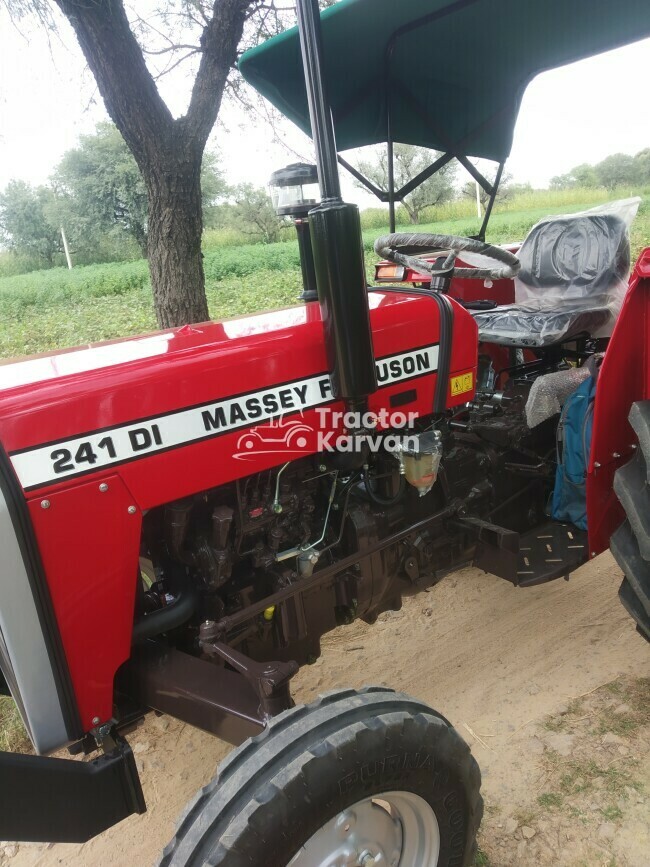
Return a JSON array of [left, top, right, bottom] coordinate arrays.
[[138, 350, 559, 670]]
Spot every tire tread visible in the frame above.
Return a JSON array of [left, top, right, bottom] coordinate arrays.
[[159, 687, 481, 867], [613, 400, 650, 641]]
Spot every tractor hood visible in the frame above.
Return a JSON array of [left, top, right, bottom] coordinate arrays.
[[239, 0, 650, 163], [0, 295, 478, 501]]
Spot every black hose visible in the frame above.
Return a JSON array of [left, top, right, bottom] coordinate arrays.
[[363, 469, 407, 506], [132, 572, 198, 644]]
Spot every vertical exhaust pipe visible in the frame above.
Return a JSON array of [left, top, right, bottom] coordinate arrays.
[[295, 0, 377, 415]]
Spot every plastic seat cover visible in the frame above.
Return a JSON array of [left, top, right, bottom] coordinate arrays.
[[474, 306, 611, 348], [475, 199, 639, 347]]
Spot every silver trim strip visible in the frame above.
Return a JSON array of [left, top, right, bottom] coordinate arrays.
[[9, 344, 439, 490], [0, 486, 69, 754]]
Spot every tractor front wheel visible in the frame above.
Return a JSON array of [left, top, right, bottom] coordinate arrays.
[[611, 400, 650, 641], [159, 687, 482, 867]]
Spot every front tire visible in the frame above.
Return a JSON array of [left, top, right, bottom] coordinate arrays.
[[160, 687, 482, 867]]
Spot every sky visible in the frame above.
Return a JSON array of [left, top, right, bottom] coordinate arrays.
[[0, 7, 649, 208]]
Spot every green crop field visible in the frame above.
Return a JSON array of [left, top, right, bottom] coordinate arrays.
[[0, 189, 648, 361]]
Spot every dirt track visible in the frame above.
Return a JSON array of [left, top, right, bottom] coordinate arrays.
[[4, 551, 649, 867]]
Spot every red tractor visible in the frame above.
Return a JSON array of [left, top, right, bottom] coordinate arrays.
[[0, 1, 648, 865]]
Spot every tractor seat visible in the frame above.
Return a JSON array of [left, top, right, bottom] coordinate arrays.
[[473, 306, 612, 348], [474, 209, 631, 348]]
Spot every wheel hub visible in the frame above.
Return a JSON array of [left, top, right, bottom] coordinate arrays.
[[288, 791, 440, 867]]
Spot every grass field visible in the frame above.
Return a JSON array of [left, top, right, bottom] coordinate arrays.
[[0, 189, 648, 360]]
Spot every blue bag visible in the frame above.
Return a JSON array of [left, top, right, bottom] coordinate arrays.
[[551, 371, 597, 530]]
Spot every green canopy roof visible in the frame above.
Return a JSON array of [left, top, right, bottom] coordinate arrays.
[[239, 0, 650, 163]]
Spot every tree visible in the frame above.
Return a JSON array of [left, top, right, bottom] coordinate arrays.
[[571, 164, 599, 188], [0, 180, 63, 266], [353, 144, 457, 224], [8, 1, 337, 324], [460, 170, 514, 207], [228, 183, 285, 243], [633, 148, 650, 186], [55, 122, 226, 258], [55, 122, 150, 256], [550, 163, 599, 190], [38, 0, 253, 328], [594, 152, 638, 190], [549, 174, 570, 190], [200, 151, 229, 229]]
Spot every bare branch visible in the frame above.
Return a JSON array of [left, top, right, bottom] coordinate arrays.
[[53, 0, 175, 167], [3, 0, 54, 27], [183, 0, 250, 147], [143, 42, 201, 56], [154, 48, 201, 81]]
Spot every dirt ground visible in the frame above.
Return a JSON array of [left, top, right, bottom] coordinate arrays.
[[3, 551, 649, 867]]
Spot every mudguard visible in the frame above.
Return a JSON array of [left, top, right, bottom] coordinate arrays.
[[588, 249, 650, 554]]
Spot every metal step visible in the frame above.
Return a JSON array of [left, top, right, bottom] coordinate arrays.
[[516, 521, 588, 587]]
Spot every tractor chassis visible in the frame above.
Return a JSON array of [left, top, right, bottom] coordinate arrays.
[[116, 485, 584, 745], [117, 499, 462, 745]]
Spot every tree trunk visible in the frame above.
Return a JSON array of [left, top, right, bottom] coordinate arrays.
[[405, 203, 419, 224], [146, 156, 209, 329], [53, 0, 250, 329]]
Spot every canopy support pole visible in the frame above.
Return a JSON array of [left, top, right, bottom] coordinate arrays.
[[385, 50, 396, 233], [386, 70, 395, 233], [477, 161, 504, 240], [395, 152, 455, 199], [295, 0, 342, 202], [337, 155, 386, 199], [387, 139, 396, 232]]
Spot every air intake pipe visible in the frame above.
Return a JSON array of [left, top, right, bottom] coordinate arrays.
[[295, 0, 377, 415]]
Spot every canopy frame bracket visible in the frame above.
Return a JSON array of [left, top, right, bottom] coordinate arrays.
[[336, 0, 504, 235], [337, 151, 457, 205]]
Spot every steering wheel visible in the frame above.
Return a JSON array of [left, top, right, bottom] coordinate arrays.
[[374, 233, 520, 281]]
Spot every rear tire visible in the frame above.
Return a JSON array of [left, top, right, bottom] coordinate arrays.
[[611, 400, 650, 641], [159, 687, 482, 867]]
